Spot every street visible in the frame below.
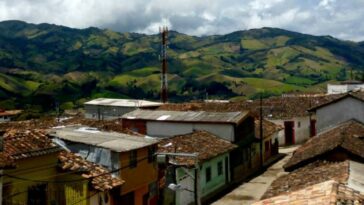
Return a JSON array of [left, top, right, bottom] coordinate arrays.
[[212, 146, 298, 205]]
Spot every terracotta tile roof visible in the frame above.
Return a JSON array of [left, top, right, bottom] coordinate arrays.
[[58, 151, 124, 191], [3, 129, 61, 160], [0, 110, 22, 117], [157, 131, 237, 166], [254, 180, 364, 205], [0, 117, 124, 133], [262, 161, 349, 199], [0, 152, 15, 169], [308, 91, 364, 112], [284, 120, 364, 171], [158, 94, 340, 119], [255, 119, 283, 139]]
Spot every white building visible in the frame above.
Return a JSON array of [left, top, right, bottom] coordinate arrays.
[[121, 109, 254, 143], [269, 116, 315, 146], [327, 81, 364, 94], [308, 92, 364, 133], [84, 98, 162, 120]]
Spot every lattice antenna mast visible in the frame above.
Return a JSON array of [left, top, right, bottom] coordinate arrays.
[[160, 26, 168, 103]]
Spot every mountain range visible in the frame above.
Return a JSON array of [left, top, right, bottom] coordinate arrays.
[[0, 20, 363, 115]]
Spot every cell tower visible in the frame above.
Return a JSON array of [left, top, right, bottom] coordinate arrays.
[[160, 26, 168, 103]]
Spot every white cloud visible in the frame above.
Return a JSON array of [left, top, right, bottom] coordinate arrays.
[[0, 0, 363, 41]]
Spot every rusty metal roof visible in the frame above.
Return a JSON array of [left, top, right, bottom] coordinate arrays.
[[122, 109, 250, 124]]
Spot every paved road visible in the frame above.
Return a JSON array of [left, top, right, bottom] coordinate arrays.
[[212, 146, 299, 205]]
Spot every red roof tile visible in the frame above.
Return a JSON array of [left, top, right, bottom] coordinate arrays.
[[158, 131, 237, 166], [58, 151, 124, 191], [284, 120, 364, 171], [3, 129, 61, 160], [262, 161, 349, 199], [255, 119, 283, 139], [254, 180, 364, 205], [158, 94, 340, 119]]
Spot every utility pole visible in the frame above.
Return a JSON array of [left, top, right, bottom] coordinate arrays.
[[160, 26, 168, 103], [259, 94, 264, 167]]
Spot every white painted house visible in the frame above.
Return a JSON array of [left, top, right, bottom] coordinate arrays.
[[121, 109, 254, 143], [84, 98, 162, 120], [308, 92, 364, 133], [268, 116, 314, 146], [327, 81, 364, 94]]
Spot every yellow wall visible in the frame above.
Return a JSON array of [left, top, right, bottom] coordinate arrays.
[[119, 146, 158, 195], [3, 152, 90, 205]]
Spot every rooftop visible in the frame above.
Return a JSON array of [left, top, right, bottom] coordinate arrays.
[[157, 131, 237, 166], [84, 98, 162, 107], [308, 92, 364, 112], [254, 180, 364, 205], [263, 161, 349, 199], [3, 129, 62, 160], [58, 151, 124, 191], [284, 120, 364, 171], [122, 109, 250, 124], [0, 109, 22, 117], [49, 126, 158, 152], [255, 119, 283, 140], [157, 94, 340, 119]]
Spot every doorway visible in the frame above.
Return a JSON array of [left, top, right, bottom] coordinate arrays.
[[284, 121, 295, 145]]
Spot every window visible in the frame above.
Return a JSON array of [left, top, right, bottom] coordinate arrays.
[[297, 121, 301, 128], [148, 146, 156, 163], [129, 150, 137, 168], [206, 167, 211, 183], [217, 161, 223, 176]]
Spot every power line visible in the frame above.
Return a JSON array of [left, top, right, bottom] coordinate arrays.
[[3, 154, 150, 184]]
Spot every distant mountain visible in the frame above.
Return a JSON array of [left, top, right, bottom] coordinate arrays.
[[0, 20, 363, 114]]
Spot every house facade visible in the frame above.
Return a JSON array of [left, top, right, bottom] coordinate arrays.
[[157, 131, 237, 205], [269, 116, 315, 146], [122, 110, 260, 183], [308, 93, 364, 133], [84, 98, 161, 120], [255, 120, 282, 163], [1, 129, 123, 205], [49, 126, 159, 205]]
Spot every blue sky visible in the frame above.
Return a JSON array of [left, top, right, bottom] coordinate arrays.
[[0, 0, 363, 41]]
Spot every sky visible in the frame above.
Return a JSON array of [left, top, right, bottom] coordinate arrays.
[[0, 0, 363, 41]]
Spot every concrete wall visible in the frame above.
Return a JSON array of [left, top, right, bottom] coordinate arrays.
[[270, 116, 311, 146], [175, 153, 230, 205], [316, 97, 364, 132], [85, 105, 136, 120], [146, 121, 235, 142]]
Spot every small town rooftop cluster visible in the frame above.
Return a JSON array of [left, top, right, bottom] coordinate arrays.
[[0, 90, 363, 204]]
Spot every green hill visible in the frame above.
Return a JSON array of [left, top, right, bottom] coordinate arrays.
[[0, 20, 363, 112]]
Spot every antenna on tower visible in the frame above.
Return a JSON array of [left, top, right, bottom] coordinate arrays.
[[160, 26, 168, 103]]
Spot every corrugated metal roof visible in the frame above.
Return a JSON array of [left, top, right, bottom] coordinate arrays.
[[84, 98, 162, 107], [122, 110, 250, 124], [49, 126, 158, 152]]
